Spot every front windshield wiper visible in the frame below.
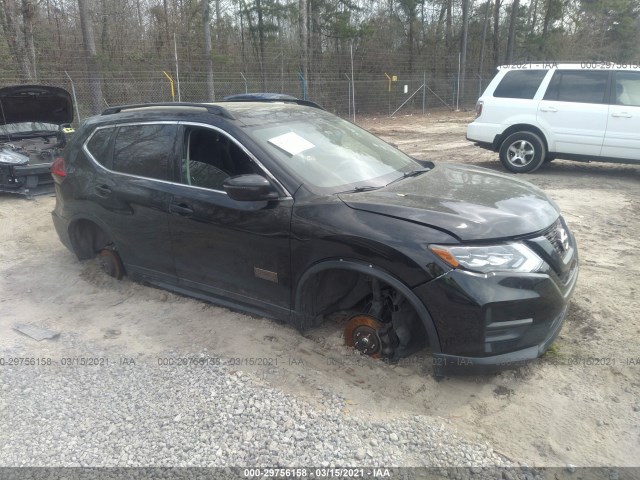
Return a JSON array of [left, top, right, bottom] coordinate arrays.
[[385, 167, 431, 187], [337, 185, 382, 194]]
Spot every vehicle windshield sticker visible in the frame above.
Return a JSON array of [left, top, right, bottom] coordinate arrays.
[[268, 132, 315, 156]]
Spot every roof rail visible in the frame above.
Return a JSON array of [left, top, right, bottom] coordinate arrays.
[[221, 97, 325, 110], [101, 102, 235, 119]]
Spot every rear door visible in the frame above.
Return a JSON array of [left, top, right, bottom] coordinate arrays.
[[538, 70, 610, 156], [601, 71, 640, 162], [84, 122, 179, 281], [167, 123, 293, 315]]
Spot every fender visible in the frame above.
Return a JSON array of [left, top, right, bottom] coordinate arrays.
[[294, 259, 442, 354]]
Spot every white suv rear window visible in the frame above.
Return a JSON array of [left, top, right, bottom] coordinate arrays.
[[493, 70, 548, 99]]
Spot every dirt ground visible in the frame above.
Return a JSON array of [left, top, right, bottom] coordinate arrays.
[[1, 111, 639, 467]]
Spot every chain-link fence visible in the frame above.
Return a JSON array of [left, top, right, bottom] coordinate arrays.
[[0, 71, 494, 124]]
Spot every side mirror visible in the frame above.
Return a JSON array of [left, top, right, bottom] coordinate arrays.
[[223, 174, 279, 202]]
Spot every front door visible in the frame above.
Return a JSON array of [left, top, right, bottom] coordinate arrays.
[[168, 124, 293, 316], [537, 69, 610, 156]]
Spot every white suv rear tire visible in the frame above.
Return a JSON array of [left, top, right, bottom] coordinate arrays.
[[499, 131, 546, 173]]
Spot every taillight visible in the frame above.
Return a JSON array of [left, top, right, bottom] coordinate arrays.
[[51, 156, 66, 179], [475, 101, 483, 118]]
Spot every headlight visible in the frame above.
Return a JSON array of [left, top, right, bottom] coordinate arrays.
[[0, 148, 29, 166], [430, 243, 543, 273]]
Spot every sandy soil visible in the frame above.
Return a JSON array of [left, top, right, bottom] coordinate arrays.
[[1, 111, 639, 467]]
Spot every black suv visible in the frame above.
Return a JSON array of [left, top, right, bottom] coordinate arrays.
[[51, 101, 579, 376]]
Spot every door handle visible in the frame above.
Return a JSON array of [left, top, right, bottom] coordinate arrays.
[[95, 184, 112, 196], [612, 112, 632, 118], [169, 203, 194, 216], [540, 106, 558, 113]]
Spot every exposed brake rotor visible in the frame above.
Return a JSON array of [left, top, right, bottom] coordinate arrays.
[[344, 314, 383, 358]]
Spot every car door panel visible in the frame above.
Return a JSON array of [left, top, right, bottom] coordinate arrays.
[[537, 101, 609, 155], [168, 186, 293, 311], [167, 124, 293, 312], [85, 123, 179, 281], [538, 70, 610, 156]]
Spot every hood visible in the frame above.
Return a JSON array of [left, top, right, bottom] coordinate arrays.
[[339, 164, 560, 241], [0, 85, 73, 125]]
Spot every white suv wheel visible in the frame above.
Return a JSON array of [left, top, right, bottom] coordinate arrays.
[[499, 132, 546, 173]]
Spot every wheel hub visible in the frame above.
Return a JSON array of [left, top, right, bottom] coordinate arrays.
[[508, 140, 534, 165], [344, 314, 383, 357]]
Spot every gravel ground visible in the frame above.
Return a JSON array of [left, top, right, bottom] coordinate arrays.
[[0, 334, 510, 471]]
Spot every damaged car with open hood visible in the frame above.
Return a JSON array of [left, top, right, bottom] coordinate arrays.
[[0, 85, 74, 196], [50, 99, 579, 376]]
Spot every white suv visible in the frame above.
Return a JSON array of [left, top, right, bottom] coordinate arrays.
[[466, 62, 640, 173]]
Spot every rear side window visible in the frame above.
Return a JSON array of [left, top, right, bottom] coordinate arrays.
[[544, 70, 609, 104], [85, 127, 114, 167], [493, 70, 548, 99], [112, 124, 177, 180], [614, 72, 640, 107]]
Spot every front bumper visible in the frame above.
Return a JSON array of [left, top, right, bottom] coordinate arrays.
[[0, 162, 54, 196], [414, 242, 578, 375]]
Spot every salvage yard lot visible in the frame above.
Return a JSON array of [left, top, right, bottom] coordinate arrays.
[[1, 111, 639, 468]]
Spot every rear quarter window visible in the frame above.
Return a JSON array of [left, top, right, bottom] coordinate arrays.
[[112, 124, 177, 181], [614, 71, 640, 107], [85, 127, 114, 168], [493, 70, 548, 99]]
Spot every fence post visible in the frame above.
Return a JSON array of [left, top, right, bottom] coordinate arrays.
[[422, 71, 426, 115], [345, 74, 351, 119], [64, 71, 80, 123], [240, 72, 248, 94], [297, 72, 306, 100]]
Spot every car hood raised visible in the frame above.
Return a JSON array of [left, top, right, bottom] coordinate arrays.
[[338, 164, 560, 241], [0, 85, 73, 125]]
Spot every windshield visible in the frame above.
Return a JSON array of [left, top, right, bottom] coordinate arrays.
[[247, 114, 421, 192], [0, 122, 59, 139]]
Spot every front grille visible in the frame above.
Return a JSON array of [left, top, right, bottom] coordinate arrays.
[[528, 217, 578, 286], [544, 218, 571, 255]]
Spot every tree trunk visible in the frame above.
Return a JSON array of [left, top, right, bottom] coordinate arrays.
[[256, 0, 266, 89], [101, 0, 108, 53], [492, 0, 501, 68], [528, 0, 538, 36], [202, 0, 215, 100], [298, 0, 309, 98], [78, 0, 104, 114], [214, 0, 221, 46], [459, 0, 470, 105], [408, 9, 414, 73], [136, 0, 144, 35], [162, 0, 171, 61], [505, 0, 519, 63], [478, 0, 491, 75], [21, 0, 38, 80], [309, 0, 321, 80]]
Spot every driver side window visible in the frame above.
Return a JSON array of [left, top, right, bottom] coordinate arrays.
[[181, 127, 260, 190]]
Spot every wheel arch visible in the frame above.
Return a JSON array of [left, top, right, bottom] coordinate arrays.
[[67, 215, 116, 260], [293, 259, 442, 354], [497, 124, 550, 153]]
